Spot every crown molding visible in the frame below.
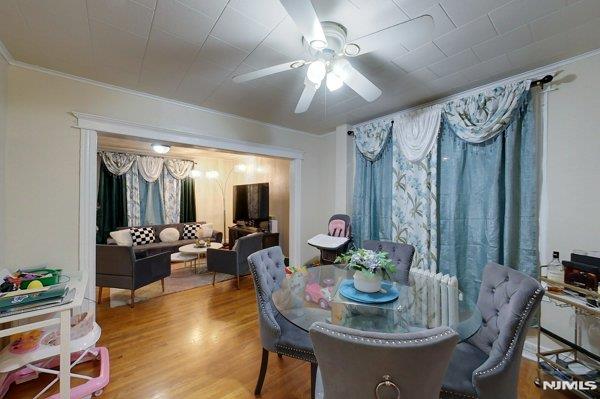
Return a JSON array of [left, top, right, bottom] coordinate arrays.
[[352, 46, 600, 129], [0, 36, 323, 139]]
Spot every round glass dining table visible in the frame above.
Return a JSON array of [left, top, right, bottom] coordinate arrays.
[[271, 265, 482, 341]]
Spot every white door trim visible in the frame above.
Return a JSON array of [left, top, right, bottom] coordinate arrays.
[[75, 112, 304, 302]]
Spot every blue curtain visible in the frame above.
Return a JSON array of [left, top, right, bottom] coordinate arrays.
[[352, 132, 393, 247], [139, 178, 164, 226], [438, 92, 538, 302]]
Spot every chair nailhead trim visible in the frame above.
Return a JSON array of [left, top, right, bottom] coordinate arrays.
[[314, 324, 455, 345]]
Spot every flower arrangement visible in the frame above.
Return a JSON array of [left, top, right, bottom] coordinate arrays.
[[335, 248, 396, 280]]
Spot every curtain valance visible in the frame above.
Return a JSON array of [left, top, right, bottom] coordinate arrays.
[[393, 104, 441, 163], [165, 159, 194, 180], [100, 152, 136, 176], [353, 120, 392, 161], [443, 80, 531, 143], [136, 156, 164, 182]]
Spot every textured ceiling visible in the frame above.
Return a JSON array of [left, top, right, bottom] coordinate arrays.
[[1, 0, 599, 134]]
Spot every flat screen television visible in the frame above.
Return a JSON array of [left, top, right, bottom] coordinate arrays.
[[233, 183, 269, 224]]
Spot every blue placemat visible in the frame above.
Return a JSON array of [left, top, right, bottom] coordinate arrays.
[[339, 279, 399, 304]]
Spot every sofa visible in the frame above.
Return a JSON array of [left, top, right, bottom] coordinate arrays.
[[110, 222, 223, 255]]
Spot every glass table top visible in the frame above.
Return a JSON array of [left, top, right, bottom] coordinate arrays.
[[271, 265, 482, 341]]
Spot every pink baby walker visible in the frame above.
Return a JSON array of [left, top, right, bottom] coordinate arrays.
[[0, 310, 110, 399]]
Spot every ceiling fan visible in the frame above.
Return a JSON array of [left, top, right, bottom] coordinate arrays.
[[232, 0, 434, 114]]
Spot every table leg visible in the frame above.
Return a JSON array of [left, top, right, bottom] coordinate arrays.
[[59, 310, 71, 399]]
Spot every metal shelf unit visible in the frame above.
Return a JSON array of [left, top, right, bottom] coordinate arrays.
[[536, 277, 600, 398]]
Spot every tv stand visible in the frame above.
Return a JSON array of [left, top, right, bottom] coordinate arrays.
[[228, 226, 279, 249]]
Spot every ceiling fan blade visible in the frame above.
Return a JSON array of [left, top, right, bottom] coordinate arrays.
[[280, 0, 327, 48], [347, 15, 434, 56], [295, 80, 319, 113], [336, 59, 381, 102], [232, 60, 306, 83]]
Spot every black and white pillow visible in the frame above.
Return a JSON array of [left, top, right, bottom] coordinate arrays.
[[129, 227, 155, 246], [183, 223, 201, 239]]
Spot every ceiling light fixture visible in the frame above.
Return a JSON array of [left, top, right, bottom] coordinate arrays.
[[309, 39, 327, 50], [326, 71, 343, 91], [151, 144, 171, 154], [344, 43, 360, 56], [307, 59, 326, 84]]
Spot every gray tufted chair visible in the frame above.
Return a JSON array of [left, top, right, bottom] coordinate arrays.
[[248, 246, 318, 398], [440, 262, 544, 399], [310, 322, 459, 399], [362, 240, 415, 285]]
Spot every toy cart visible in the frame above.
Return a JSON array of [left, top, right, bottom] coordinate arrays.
[[0, 271, 110, 398]]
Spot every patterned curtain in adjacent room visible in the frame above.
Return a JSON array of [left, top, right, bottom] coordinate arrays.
[[438, 81, 538, 302], [352, 120, 393, 247], [96, 162, 127, 243], [179, 177, 197, 223]]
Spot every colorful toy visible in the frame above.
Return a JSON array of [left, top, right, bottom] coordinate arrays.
[[304, 282, 335, 309], [9, 330, 42, 354], [26, 280, 43, 290]]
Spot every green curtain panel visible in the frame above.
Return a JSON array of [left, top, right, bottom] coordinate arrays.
[[96, 162, 128, 244], [180, 177, 197, 223], [438, 92, 538, 303]]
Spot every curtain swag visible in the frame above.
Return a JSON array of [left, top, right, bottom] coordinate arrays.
[[354, 120, 393, 161], [393, 104, 442, 163], [165, 158, 194, 180], [443, 80, 531, 143], [137, 155, 164, 182], [100, 152, 136, 176]]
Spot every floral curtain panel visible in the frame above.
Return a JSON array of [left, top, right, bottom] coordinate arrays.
[[354, 119, 392, 161], [443, 80, 531, 143], [125, 163, 141, 226], [391, 136, 438, 272], [162, 169, 181, 224]]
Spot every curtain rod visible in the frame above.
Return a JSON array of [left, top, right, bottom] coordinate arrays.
[[97, 147, 197, 164], [346, 75, 553, 136]]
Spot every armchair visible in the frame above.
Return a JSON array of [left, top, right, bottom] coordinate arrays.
[[96, 244, 171, 308], [206, 233, 263, 289], [440, 262, 544, 399]]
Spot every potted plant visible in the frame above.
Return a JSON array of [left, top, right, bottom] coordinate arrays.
[[335, 249, 396, 293]]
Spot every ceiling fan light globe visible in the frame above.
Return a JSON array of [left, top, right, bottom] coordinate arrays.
[[326, 72, 343, 91], [310, 39, 327, 50], [307, 60, 326, 84]]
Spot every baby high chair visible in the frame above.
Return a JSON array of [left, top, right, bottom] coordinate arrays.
[[307, 214, 353, 265]]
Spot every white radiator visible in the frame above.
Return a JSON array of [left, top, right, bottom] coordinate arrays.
[[409, 269, 460, 328]]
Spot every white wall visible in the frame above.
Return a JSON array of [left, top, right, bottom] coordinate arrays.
[[4, 66, 336, 270], [540, 52, 600, 355], [545, 52, 600, 260], [192, 154, 290, 255], [0, 56, 7, 266]]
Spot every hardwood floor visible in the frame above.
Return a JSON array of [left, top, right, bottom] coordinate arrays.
[[8, 277, 571, 399]]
